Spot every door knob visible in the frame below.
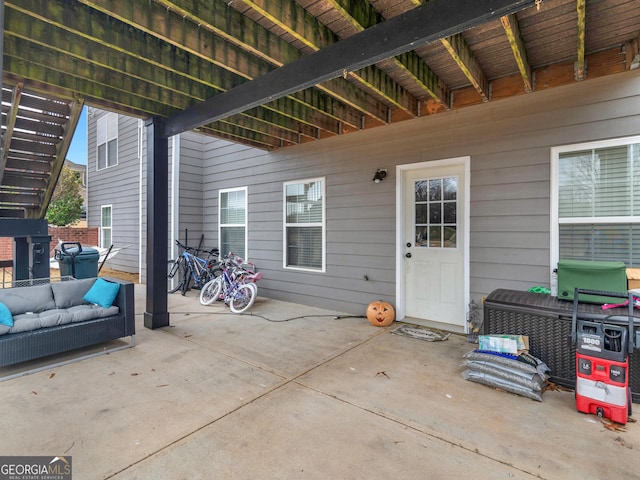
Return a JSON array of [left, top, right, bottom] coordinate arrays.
[[405, 252, 412, 258]]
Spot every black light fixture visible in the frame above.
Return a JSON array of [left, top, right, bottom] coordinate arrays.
[[373, 169, 387, 183]]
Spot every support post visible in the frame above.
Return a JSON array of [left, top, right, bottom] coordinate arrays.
[[13, 237, 28, 281], [144, 116, 170, 329]]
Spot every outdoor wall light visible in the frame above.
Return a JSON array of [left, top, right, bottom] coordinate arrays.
[[373, 169, 387, 183]]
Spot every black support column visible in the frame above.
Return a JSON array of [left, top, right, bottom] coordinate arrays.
[[144, 116, 170, 329]]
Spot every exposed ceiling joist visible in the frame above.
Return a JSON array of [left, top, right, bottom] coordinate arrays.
[[441, 34, 491, 102], [164, 0, 537, 137], [575, 0, 586, 80], [2, 0, 639, 217], [501, 13, 533, 92]]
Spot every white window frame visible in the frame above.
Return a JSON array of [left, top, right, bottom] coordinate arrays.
[[551, 135, 640, 272], [218, 187, 248, 260], [283, 177, 326, 272], [100, 205, 112, 248], [96, 112, 118, 171]]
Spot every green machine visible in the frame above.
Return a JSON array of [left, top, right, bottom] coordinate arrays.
[[557, 259, 628, 304]]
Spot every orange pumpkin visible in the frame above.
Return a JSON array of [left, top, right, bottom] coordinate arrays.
[[366, 300, 395, 327]]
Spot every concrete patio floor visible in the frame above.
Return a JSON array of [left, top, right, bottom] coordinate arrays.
[[1, 284, 640, 479]]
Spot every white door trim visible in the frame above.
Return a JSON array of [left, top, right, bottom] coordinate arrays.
[[395, 157, 471, 331]]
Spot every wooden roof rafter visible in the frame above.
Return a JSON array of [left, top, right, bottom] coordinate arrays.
[[307, 0, 451, 109], [234, 0, 420, 118], [501, 13, 533, 92]]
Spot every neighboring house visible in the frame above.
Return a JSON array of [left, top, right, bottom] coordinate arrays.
[[87, 69, 640, 331], [64, 159, 87, 223]]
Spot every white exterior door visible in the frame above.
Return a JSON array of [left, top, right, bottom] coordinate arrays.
[[398, 159, 468, 330]]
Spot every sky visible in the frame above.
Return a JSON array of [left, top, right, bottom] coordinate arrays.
[[66, 106, 88, 165]]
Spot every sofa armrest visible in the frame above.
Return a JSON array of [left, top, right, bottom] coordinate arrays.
[[102, 277, 136, 336]]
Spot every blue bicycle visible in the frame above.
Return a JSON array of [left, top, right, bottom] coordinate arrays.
[[167, 240, 220, 295]]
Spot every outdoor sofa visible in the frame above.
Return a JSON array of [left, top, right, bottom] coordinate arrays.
[[0, 276, 135, 379]]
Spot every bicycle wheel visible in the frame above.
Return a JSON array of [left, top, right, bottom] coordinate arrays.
[[229, 283, 256, 313], [180, 264, 193, 295], [167, 259, 186, 294], [200, 277, 223, 305]]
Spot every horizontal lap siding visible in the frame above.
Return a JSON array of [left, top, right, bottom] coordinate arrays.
[[176, 133, 206, 250], [199, 70, 640, 316], [88, 114, 140, 274]]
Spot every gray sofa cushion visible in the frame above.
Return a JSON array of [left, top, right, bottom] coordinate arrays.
[[7, 305, 120, 335], [0, 284, 56, 315], [51, 278, 97, 309]]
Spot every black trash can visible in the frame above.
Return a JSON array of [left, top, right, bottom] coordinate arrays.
[[55, 242, 99, 279]]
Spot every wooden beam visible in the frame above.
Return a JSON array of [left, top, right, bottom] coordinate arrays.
[[74, 0, 373, 127], [8, 0, 360, 137], [626, 36, 640, 70], [324, 0, 450, 109], [164, 0, 536, 136], [154, 0, 387, 124], [238, 0, 419, 117], [575, 0, 586, 81], [501, 14, 533, 93], [0, 82, 22, 185], [4, 35, 310, 145], [407, 1, 488, 102], [441, 34, 490, 102]]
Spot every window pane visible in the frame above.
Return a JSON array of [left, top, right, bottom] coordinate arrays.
[[559, 145, 640, 218], [98, 144, 107, 170], [102, 229, 112, 248], [286, 181, 323, 224], [443, 177, 457, 201], [559, 223, 640, 266], [415, 226, 428, 246], [429, 179, 441, 201], [221, 226, 246, 257], [221, 190, 246, 224], [415, 204, 427, 224], [429, 226, 441, 248], [101, 207, 111, 227], [443, 226, 457, 248], [107, 139, 118, 167], [286, 226, 322, 269], [444, 202, 457, 224], [415, 181, 429, 201], [429, 203, 441, 223]]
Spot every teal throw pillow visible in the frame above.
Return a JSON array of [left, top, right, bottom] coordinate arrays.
[[83, 278, 121, 308], [0, 302, 13, 327]]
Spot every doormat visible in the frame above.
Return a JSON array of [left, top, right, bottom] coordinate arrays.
[[391, 324, 451, 342]]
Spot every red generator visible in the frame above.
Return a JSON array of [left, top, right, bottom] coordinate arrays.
[[572, 289, 635, 425]]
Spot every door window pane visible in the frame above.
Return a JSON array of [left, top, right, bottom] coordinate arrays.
[[414, 177, 458, 249]]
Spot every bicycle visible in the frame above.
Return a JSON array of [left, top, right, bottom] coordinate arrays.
[[199, 253, 262, 313], [167, 240, 220, 295]]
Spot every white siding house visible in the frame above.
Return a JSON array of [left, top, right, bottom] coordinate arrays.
[[87, 68, 640, 331]]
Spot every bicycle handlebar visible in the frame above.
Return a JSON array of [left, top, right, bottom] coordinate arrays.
[[175, 239, 219, 257]]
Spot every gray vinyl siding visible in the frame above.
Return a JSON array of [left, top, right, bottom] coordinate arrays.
[[175, 133, 205, 249], [89, 69, 640, 319], [87, 112, 141, 275], [198, 69, 640, 316]]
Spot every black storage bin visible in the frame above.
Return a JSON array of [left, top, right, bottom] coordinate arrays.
[[483, 289, 640, 403]]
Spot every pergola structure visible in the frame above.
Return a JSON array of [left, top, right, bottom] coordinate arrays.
[[1, 0, 638, 326]]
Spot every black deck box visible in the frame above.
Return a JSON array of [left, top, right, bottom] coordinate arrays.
[[483, 289, 640, 402]]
